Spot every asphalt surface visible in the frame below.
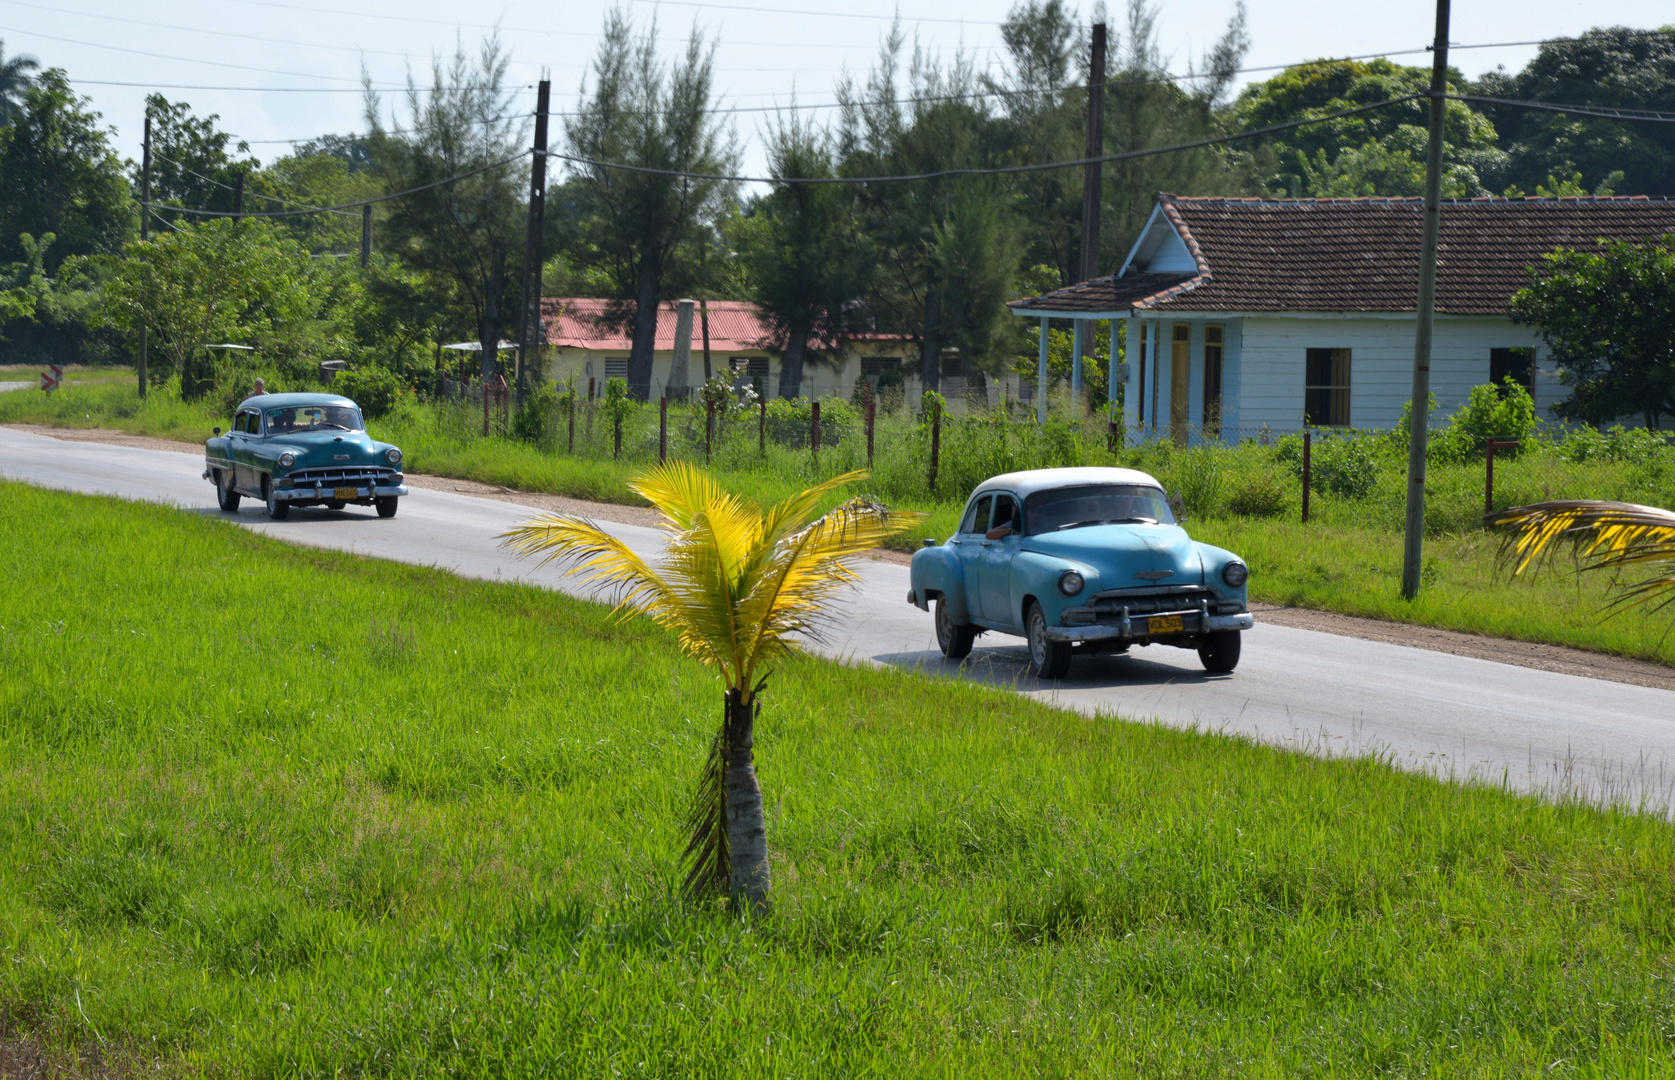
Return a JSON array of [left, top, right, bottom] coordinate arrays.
[[6, 424, 1675, 812]]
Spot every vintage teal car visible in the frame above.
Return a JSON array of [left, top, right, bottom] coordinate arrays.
[[203, 392, 408, 520], [907, 467, 1254, 678]]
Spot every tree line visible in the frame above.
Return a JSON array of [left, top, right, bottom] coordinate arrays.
[[1, 3, 1672, 412]]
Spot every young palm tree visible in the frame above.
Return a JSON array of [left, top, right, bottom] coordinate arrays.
[[1491, 500, 1675, 616], [0, 40, 39, 125], [499, 462, 921, 910]]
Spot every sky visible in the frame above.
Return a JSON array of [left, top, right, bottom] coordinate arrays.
[[8, 0, 1673, 181]]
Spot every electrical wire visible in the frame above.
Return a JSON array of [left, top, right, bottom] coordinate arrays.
[[0, 23, 391, 85], [149, 151, 527, 218], [213, 0, 999, 32], [151, 151, 363, 216], [1448, 93, 1675, 125]]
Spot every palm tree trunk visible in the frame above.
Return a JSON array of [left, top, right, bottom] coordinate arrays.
[[723, 689, 771, 911]]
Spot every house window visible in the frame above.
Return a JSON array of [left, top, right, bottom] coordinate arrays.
[[1490, 347, 1535, 394], [730, 356, 768, 396], [1304, 347, 1351, 427], [1203, 324, 1224, 435], [603, 357, 629, 386], [941, 352, 964, 378]]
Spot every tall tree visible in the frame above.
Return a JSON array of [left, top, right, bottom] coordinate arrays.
[[1511, 237, 1675, 430], [0, 70, 133, 270], [0, 38, 39, 125], [564, 8, 736, 401], [1473, 26, 1675, 197], [735, 109, 867, 399], [365, 36, 528, 369]]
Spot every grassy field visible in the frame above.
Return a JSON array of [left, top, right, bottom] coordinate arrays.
[[6, 375, 1675, 667], [3, 481, 1675, 1076]]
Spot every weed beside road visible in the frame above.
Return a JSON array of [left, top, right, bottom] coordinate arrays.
[[7, 375, 1675, 666], [2, 481, 1674, 1075]]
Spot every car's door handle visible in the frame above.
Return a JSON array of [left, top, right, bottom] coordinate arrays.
[[980, 540, 992, 548], [950, 539, 962, 546]]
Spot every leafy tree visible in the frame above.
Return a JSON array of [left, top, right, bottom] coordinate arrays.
[[1473, 27, 1675, 197], [1229, 58, 1507, 197], [102, 220, 321, 398], [365, 36, 528, 372], [249, 136, 382, 255], [0, 38, 38, 125], [499, 463, 922, 911], [142, 94, 258, 225], [1511, 237, 1675, 429], [734, 110, 867, 399], [0, 70, 133, 270], [563, 9, 737, 401]]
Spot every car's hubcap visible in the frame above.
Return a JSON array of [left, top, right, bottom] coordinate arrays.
[[1029, 613, 1046, 666], [936, 603, 950, 646]]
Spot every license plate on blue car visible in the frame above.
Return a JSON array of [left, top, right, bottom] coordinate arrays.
[[334, 487, 357, 499], [1148, 614, 1183, 635]]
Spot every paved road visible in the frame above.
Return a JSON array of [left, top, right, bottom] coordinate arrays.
[[6, 425, 1674, 811]]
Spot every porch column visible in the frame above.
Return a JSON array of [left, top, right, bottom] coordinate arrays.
[[1070, 319, 1084, 404], [1037, 316, 1050, 425]]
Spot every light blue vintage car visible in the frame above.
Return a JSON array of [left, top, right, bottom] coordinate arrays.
[[202, 392, 408, 520], [907, 467, 1254, 678]]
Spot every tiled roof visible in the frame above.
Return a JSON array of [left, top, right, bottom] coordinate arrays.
[[1008, 271, 1198, 314], [541, 298, 774, 351], [1011, 195, 1675, 317]]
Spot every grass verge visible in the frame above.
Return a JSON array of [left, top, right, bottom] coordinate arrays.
[[3, 481, 1675, 1076]]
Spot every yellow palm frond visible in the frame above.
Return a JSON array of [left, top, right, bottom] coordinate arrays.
[[1490, 500, 1675, 616], [631, 460, 754, 532]]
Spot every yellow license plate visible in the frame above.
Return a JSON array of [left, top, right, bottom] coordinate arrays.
[[1148, 614, 1184, 635], [333, 487, 358, 499]]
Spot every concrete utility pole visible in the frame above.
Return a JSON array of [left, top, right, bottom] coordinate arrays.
[[515, 77, 551, 411], [1400, 0, 1452, 599], [670, 298, 695, 398], [1075, 22, 1107, 403], [360, 204, 372, 269], [137, 109, 151, 400]]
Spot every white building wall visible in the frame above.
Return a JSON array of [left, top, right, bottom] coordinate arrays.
[[1235, 315, 1550, 433]]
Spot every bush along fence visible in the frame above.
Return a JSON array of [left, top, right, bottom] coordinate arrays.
[[412, 374, 1675, 533]]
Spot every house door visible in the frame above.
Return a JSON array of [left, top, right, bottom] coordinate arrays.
[[1170, 323, 1190, 447]]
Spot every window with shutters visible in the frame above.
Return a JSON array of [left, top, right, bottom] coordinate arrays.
[[1202, 325, 1224, 435], [603, 357, 629, 383], [1304, 347, 1351, 427]]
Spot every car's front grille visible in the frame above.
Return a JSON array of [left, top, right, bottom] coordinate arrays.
[[1084, 586, 1242, 617], [287, 465, 398, 486]]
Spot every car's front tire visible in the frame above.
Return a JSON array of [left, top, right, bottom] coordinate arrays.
[[375, 496, 399, 519], [264, 479, 290, 521], [934, 596, 976, 660], [215, 470, 240, 512], [1025, 601, 1072, 680], [1198, 630, 1241, 673]]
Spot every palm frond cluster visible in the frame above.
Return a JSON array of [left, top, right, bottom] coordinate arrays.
[[1491, 499, 1675, 616]]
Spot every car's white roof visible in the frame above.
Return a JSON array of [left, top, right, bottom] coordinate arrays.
[[971, 467, 1165, 500]]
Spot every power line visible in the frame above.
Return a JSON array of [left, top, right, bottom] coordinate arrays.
[[618, 0, 1001, 26], [1450, 93, 1675, 125], [150, 151, 361, 216], [0, 23, 393, 85], [150, 151, 527, 219]]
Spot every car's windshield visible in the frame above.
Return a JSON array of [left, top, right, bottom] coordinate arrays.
[[1024, 484, 1176, 534], [264, 405, 363, 434]]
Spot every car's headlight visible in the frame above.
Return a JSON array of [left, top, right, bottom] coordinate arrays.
[[1058, 569, 1084, 596], [1222, 561, 1249, 587], [385, 447, 402, 465], [277, 451, 296, 468]]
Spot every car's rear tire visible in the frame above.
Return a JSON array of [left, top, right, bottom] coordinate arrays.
[[375, 496, 399, 519], [216, 470, 240, 512], [264, 479, 290, 521], [1198, 630, 1241, 673], [934, 596, 976, 660], [1025, 601, 1072, 680]]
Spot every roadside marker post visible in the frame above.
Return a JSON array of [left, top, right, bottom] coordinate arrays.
[[40, 365, 63, 392]]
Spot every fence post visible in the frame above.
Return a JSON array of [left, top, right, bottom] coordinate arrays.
[[705, 398, 715, 463], [811, 400, 821, 466], [482, 375, 490, 437], [613, 411, 623, 460], [1485, 439, 1517, 521], [1301, 431, 1312, 524], [659, 396, 667, 463], [758, 398, 766, 458], [865, 391, 875, 470], [567, 385, 575, 454], [588, 376, 595, 401], [928, 401, 941, 495]]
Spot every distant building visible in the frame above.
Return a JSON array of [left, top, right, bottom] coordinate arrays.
[[539, 298, 915, 400], [1009, 194, 1675, 442]]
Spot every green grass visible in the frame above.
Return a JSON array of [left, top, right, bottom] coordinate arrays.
[[6, 377, 1675, 668], [4, 481, 1675, 1076]]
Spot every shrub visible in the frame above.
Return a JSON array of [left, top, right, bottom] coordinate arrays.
[[1169, 448, 1226, 519], [332, 365, 404, 419], [513, 381, 558, 443], [1441, 379, 1538, 459], [764, 397, 854, 448], [1227, 471, 1293, 518]]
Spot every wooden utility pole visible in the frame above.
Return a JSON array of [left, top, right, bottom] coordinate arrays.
[[360, 204, 372, 268], [1075, 22, 1107, 403], [138, 109, 151, 399], [1400, 0, 1452, 599], [516, 77, 551, 412]]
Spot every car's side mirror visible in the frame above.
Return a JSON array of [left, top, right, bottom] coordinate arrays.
[[213, 427, 221, 436], [922, 537, 937, 547], [985, 525, 1014, 541]]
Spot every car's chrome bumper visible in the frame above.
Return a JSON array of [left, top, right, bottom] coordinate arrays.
[[272, 483, 408, 501], [1045, 610, 1253, 642]]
